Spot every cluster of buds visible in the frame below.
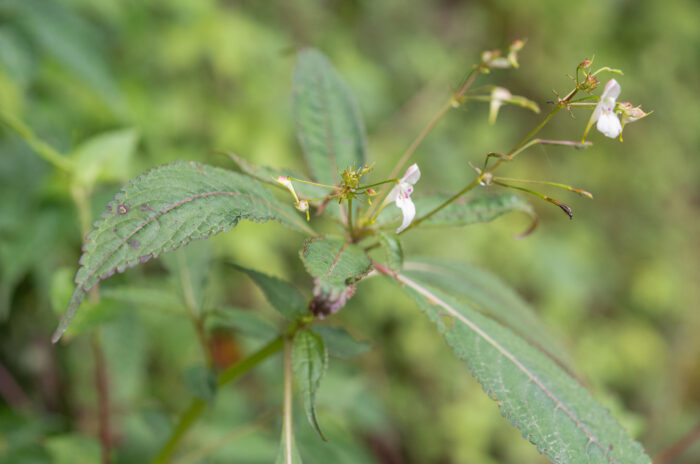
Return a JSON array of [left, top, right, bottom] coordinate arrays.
[[481, 39, 525, 71]]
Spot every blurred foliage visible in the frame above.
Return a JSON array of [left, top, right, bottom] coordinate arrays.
[[0, 0, 699, 463]]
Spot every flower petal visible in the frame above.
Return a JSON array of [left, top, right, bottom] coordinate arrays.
[[596, 112, 622, 138], [402, 164, 421, 185], [601, 79, 621, 100], [387, 184, 400, 202], [395, 194, 416, 234]]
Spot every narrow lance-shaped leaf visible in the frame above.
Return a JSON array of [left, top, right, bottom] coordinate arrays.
[[387, 266, 651, 464], [230, 263, 308, 320], [293, 49, 367, 185], [292, 329, 329, 441], [403, 259, 573, 370], [52, 160, 314, 343]]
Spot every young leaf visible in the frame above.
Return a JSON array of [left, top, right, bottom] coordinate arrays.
[[312, 326, 370, 358], [388, 270, 651, 464], [293, 49, 367, 185], [300, 236, 372, 287], [292, 329, 329, 441], [52, 160, 314, 343], [377, 191, 536, 231], [70, 128, 139, 190], [300, 236, 371, 317], [230, 263, 308, 320]]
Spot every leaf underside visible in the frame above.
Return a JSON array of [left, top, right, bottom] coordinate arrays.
[[293, 48, 367, 185], [53, 160, 313, 342], [392, 264, 651, 464]]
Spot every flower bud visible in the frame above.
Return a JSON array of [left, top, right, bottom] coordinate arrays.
[[578, 59, 592, 69], [582, 74, 599, 91], [276, 175, 300, 203], [618, 102, 649, 126]]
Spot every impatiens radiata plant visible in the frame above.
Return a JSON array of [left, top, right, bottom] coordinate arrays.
[[49, 43, 652, 463]]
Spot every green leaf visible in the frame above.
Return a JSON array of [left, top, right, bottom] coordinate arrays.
[[183, 365, 217, 403], [292, 329, 328, 441], [205, 307, 279, 340], [390, 267, 651, 464], [52, 160, 314, 343], [300, 236, 372, 287], [377, 191, 536, 233], [403, 259, 572, 368], [312, 326, 370, 358], [293, 49, 367, 185], [4, 0, 123, 111], [377, 231, 404, 271], [99, 285, 187, 316], [71, 128, 139, 190], [230, 263, 308, 320]]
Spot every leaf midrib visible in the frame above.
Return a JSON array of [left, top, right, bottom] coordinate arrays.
[[396, 272, 617, 463]]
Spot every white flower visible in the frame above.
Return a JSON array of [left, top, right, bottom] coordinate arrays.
[[589, 79, 622, 138], [387, 164, 420, 234], [489, 87, 512, 125]]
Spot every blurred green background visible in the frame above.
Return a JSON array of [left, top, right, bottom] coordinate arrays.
[[1, 0, 699, 463]]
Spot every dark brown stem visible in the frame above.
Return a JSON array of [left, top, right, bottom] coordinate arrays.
[[92, 331, 112, 464], [654, 423, 700, 464], [0, 362, 29, 410]]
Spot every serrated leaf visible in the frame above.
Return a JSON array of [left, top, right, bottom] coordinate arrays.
[[403, 259, 572, 369], [390, 268, 651, 464], [231, 263, 308, 320], [293, 49, 367, 185], [377, 231, 403, 271], [71, 128, 138, 190], [183, 365, 217, 403], [377, 191, 536, 231], [293, 329, 328, 441], [312, 326, 370, 358], [52, 160, 314, 343], [300, 236, 372, 287]]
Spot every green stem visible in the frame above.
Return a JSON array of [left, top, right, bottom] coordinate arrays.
[[399, 175, 482, 235], [151, 336, 284, 464], [347, 198, 354, 240], [281, 336, 294, 462], [367, 67, 481, 220], [0, 111, 73, 172], [493, 180, 573, 219]]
